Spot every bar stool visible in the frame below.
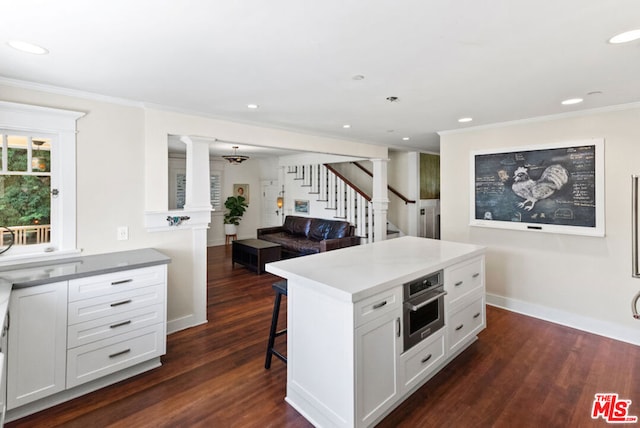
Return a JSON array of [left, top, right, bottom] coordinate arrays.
[[265, 280, 287, 369]]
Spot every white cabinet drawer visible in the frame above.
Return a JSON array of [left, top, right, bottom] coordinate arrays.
[[354, 287, 402, 328], [68, 284, 164, 325], [66, 324, 164, 388], [401, 330, 445, 391], [445, 257, 483, 307], [448, 296, 485, 355], [68, 303, 165, 349], [68, 266, 166, 302]]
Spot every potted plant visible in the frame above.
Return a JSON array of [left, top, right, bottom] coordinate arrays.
[[223, 195, 249, 235]]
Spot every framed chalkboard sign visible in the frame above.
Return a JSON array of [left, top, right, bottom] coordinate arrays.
[[470, 139, 605, 236]]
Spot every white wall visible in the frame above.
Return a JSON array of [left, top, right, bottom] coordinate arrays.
[[1, 82, 388, 333], [0, 83, 197, 329], [388, 151, 410, 233], [440, 105, 640, 344]]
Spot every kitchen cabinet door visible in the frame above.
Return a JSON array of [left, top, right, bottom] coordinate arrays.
[[7, 281, 68, 410], [355, 311, 401, 427]]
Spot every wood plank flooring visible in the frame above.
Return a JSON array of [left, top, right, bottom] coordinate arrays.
[[7, 244, 640, 427]]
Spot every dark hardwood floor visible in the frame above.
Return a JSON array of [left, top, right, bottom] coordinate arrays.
[[8, 245, 640, 427]]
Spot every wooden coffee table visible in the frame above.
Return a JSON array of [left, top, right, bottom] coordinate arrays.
[[232, 239, 282, 275]]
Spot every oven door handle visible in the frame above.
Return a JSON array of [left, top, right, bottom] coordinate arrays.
[[405, 290, 447, 312]]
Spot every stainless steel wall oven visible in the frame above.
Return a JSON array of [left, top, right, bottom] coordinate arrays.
[[403, 270, 446, 352]]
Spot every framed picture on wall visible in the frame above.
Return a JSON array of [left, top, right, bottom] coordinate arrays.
[[294, 199, 309, 213], [470, 138, 605, 236], [233, 183, 249, 203]]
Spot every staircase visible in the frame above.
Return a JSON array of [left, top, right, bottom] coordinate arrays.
[[287, 164, 376, 243]]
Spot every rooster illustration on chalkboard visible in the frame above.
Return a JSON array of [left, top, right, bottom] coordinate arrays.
[[512, 164, 569, 211]]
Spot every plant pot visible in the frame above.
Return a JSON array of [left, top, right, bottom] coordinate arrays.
[[224, 224, 237, 236]]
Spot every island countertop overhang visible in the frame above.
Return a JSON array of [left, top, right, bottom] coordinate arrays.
[[266, 236, 486, 303]]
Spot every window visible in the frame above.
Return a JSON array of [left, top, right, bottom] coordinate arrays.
[[0, 101, 83, 262], [210, 172, 222, 211], [0, 132, 53, 252]]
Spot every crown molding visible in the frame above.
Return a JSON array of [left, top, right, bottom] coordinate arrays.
[[0, 76, 145, 108], [438, 101, 640, 136]]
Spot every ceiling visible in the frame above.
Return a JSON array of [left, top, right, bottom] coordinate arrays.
[[2, 1, 640, 154]]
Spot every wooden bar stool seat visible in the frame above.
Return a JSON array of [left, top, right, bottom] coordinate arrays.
[[265, 280, 287, 369]]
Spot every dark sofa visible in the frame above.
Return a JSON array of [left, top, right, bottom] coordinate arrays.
[[257, 215, 360, 257]]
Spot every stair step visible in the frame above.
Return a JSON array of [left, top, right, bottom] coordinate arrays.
[[308, 192, 320, 194], [325, 207, 337, 211], [334, 216, 347, 219], [301, 185, 312, 187], [316, 199, 328, 202]]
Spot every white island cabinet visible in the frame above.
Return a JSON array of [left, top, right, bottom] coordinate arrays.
[[266, 236, 485, 428]]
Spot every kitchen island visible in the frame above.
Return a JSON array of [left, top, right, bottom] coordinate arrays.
[[266, 236, 486, 428]]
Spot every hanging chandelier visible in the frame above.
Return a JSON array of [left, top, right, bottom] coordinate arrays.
[[222, 146, 249, 164]]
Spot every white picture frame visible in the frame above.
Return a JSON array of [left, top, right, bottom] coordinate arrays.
[[470, 138, 605, 237]]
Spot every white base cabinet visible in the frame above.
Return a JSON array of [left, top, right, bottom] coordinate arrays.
[[445, 257, 486, 356], [283, 253, 485, 428], [355, 310, 401, 426], [5, 265, 167, 420], [7, 281, 67, 410]]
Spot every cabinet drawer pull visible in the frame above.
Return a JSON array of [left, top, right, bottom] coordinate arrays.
[[111, 279, 133, 286], [455, 324, 464, 331], [110, 299, 132, 307], [110, 320, 132, 329], [421, 354, 432, 364], [372, 300, 387, 310], [109, 348, 131, 359], [454, 281, 463, 287], [473, 312, 481, 319], [472, 273, 480, 278]]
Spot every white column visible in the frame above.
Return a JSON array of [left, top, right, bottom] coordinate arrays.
[[180, 136, 212, 210], [371, 158, 389, 242]]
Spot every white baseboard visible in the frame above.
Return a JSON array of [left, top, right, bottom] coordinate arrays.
[[486, 293, 640, 346], [167, 313, 207, 335]]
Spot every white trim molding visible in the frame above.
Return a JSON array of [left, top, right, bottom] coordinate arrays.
[[0, 100, 84, 264], [486, 293, 640, 346], [144, 209, 211, 232]]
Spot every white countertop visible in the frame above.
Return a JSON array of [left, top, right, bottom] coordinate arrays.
[[266, 236, 485, 302]]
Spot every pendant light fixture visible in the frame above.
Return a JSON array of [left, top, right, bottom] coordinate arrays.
[[31, 140, 47, 171], [222, 146, 249, 164]]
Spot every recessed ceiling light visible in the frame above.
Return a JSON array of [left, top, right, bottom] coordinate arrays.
[[352, 75, 365, 80], [458, 117, 473, 123], [7, 40, 49, 55], [402, 137, 410, 141], [609, 29, 640, 44], [247, 104, 259, 109], [561, 98, 583, 105], [343, 124, 351, 129]]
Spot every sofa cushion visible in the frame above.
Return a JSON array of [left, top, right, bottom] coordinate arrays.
[[282, 216, 311, 236], [260, 232, 322, 255], [325, 221, 350, 239], [308, 218, 350, 240], [308, 219, 331, 241]]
